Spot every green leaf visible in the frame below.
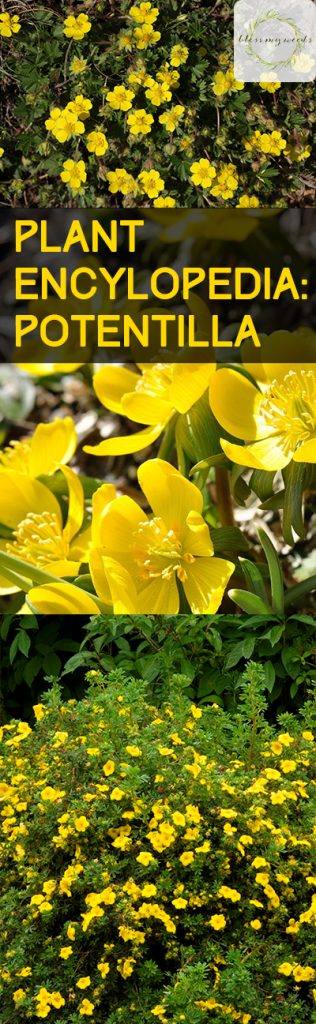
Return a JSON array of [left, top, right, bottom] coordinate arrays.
[[228, 589, 272, 615], [210, 527, 249, 552], [17, 631, 31, 658], [239, 557, 269, 605], [257, 528, 284, 616], [175, 394, 221, 464], [282, 462, 306, 544]]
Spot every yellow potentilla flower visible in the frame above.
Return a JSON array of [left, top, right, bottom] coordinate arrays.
[[137, 851, 154, 865], [97, 961, 110, 978], [76, 977, 91, 989], [59, 946, 73, 959], [170, 44, 189, 67], [79, 999, 95, 1015], [117, 958, 136, 978], [0, 13, 21, 37], [210, 163, 239, 199], [130, 2, 159, 23], [145, 81, 172, 105], [63, 14, 91, 40], [179, 851, 194, 865], [245, 129, 286, 156], [236, 195, 260, 207], [87, 459, 234, 614], [293, 966, 315, 982], [126, 745, 142, 756], [190, 158, 216, 187], [70, 57, 88, 75], [156, 64, 180, 87], [110, 787, 125, 801], [138, 169, 165, 197], [103, 759, 115, 776], [210, 338, 316, 470], [84, 362, 215, 456], [60, 158, 87, 193], [172, 896, 187, 908], [119, 29, 133, 49], [159, 105, 184, 131], [153, 196, 176, 207], [259, 78, 281, 92], [106, 85, 135, 111], [50, 994, 65, 1009], [127, 108, 154, 134], [0, 418, 76, 477], [86, 130, 108, 155], [107, 168, 137, 194], [250, 918, 262, 930], [67, 95, 92, 120], [74, 816, 89, 832], [208, 913, 226, 929], [45, 107, 85, 143], [134, 24, 161, 48], [217, 886, 241, 902], [13, 989, 25, 1002], [284, 139, 311, 162], [33, 703, 45, 721], [212, 69, 244, 96], [41, 786, 65, 801]]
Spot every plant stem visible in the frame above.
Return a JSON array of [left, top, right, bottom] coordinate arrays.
[[215, 467, 235, 527]]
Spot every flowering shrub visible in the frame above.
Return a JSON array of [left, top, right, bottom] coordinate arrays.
[[1, 0, 315, 206], [0, 670, 316, 1023]]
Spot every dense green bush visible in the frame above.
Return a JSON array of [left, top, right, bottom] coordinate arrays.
[[0, 669, 316, 1023], [1, 614, 316, 722]]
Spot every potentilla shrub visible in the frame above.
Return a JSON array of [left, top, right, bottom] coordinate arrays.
[[0, 673, 315, 1024]]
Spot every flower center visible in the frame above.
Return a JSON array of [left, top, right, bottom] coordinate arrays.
[[7, 512, 68, 566], [133, 517, 194, 583], [260, 369, 316, 455], [0, 439, 31, 473]]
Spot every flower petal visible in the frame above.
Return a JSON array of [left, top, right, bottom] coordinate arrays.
[[101, 557, 139, 612], [122, 392, 172, 425], [138, 459, 203, 526], [84, 422, 164, 457], [293, 437, 316, 462], [182, 511, 214, 556], [93, 366, 140, 413], [169, 364, 215, 414], [91, 484, 117, 546], [29, 417, 77, 477], [0, 473, 62, 529], [221, 436, 290, 470], [28, 582, 101, 613], [136, 575, 179, 613], [184, 556, 234, 613], [96, 495, 145, 552], [61, 465, 84, 541], [209, 368, 262, 440]]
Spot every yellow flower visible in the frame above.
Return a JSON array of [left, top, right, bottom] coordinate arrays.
[[70, 57, 88, 75], [0, 13, 21, 37], [0, 463, 89, 592], [250, 919, 262, 930], [138, 169, 165, 197], [41, 786, 65, 801], [127, 108, 154, 134], [88, 459, 234, 614], [0, 146, 4, 157], [170, 44, 189, 67], [208, 913, 226, 929], [67, 95, 92, 120], [13, 989, 25, 1002], [79, 999, 95, 1015], [74, 816, 90, 832], [86, 130, 108, 155], [103, 759, 115, 776], [51, 993, 65, 1008], [126, 745, 142, 756], [217, 886, 241, 902], [0, 418, 76, 477], [117, 958, 136, 979], [97, 961, 110, 978], [212, 69, 244, 96], [45, 107, 85, 143], [236, 195, 259, 207], [210, 353, 316, 470], [145, 81, 172, 105], [159, 105, 184, 131], [210, 163, 239, 199], [110, 787, 125, 801], [84, 363, 215, 457], [106, 85, 135, 111], [59, 946, 73, 959], [179, 851, 194, 866], [137, 851, 154, 865], [24, 581, 100, 614], [190, 158, 216, 188], [107, 168, 137, 194], [60, 159, 87, 194], [63, 14, 91, 40], [130, 3, 159, 24], [76, 977, 91, 989], [153, 196, 176, 207], [259, 79, 281, 92], [245, 129, 286, 157], [278, 962, 294, 976], [293, 966, 315, 982], [134, 24, 161, 48]]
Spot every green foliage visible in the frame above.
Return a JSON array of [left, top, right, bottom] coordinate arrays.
[[1, 614, 315, 722], [0, 672, 315, 1023]]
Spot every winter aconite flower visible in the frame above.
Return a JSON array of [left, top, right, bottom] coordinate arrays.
[[63, 14, 91, 40], [0, 13, 21, 37], [88, 459, 234, 613], [83, 363, 215, 456], [210, 359, 316, 470], [0, 418, 76, 477]]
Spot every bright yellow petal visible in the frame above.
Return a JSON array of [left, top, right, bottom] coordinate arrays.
[[29, 418, 77, 476], [293, 437, 316, 462], [60, 465, 84, 541], [209, 369, 263, 440], [70, 525, 91, 560], [27, 582, 100, 614], [100, 557, 138, 613], [243, 330, 316, 384], [136, 575, 179, 613], [84, 422, 163, 457], [122, 392, 172, 425], [0, 473, 62, 530], [169, 364, 215, 414], [91, 484, 117, 546], [221, 436, 290, 470], [43, 560, 81, 577], [18, 363, 83, 376], [184, 556, 234, 613], [182, 510, 214, 556], [93, 366, 140, 413], [89, 546, 113, 605], [95, 495, 145, 552], [138, 459, 203, 525]]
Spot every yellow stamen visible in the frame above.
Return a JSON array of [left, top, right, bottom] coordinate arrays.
[[7, 512, 68, 566], [260, 369, 316, 455]]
